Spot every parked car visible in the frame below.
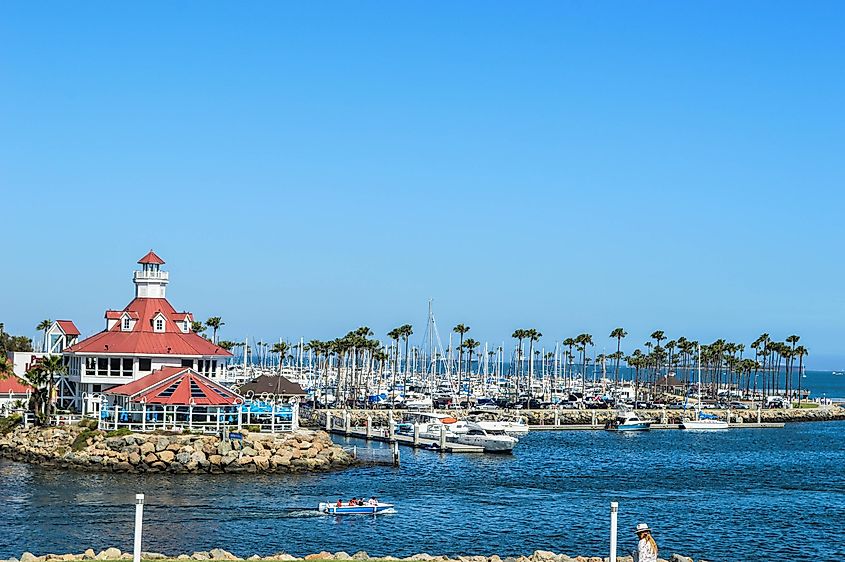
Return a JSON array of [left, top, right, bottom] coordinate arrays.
[[730, 401, 750, 410]]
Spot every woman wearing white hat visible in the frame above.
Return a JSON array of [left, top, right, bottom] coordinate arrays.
[[634, 523, 658, 562]]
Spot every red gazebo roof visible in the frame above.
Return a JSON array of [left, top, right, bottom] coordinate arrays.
[[55, 320, 80, 336], [106, 367, 242, 406], [138, 250, 165, 265]]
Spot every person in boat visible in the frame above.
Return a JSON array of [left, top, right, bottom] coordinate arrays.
[[367, 496, 378, 506], [634, 523, 657, 562], [336, 499, 343, 507], [348, 498, 357, 506]]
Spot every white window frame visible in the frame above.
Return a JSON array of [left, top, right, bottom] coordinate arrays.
[[123, 317, 130, 331], [155, 318, 164, 332]]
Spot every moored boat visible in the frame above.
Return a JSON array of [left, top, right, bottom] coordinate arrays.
[[605, 410, 652, 432]]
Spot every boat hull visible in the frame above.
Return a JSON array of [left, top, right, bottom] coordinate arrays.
[[318, 503, 394, 515], [607, 422, 651, 432], [680, 420, 729, 430]]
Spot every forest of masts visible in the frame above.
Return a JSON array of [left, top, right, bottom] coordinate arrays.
[[211, 324, 809, 407]]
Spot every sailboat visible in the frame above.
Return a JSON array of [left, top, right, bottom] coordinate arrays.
[[681, 345, 729, 430]]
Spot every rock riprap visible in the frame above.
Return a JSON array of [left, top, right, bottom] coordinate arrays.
[[0, 425, 354, 473]]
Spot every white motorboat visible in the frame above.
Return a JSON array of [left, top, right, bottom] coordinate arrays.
[[680, 418, 729, 430], [451, 421, 518, 453], [605, 410, 653, 432], [473, 418, 529, 437]]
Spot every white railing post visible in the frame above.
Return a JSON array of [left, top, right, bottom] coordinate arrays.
[[271, 403, 276, 433], [133, 494, 145, 562], [114, 405, 120, 430], [609, 501, 618, 562]]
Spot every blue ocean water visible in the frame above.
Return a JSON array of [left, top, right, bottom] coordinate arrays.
[[2, 422, 844, 562]]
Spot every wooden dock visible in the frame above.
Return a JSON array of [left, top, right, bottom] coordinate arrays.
[[528, 422, 785, 430], [330, 426, 485, 453]]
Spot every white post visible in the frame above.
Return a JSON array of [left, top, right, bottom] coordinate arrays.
[[325, 411, 331, 431], [133, 494, 145, 562], [114, 405, 120, 430], [413, 423, 420, 446], [439, 424, 447, 450], [141, 402, 147, 433], [271, 403, 276, 433], [366, 415, 372, 439], [609, 501, 618, 562], [388, 411, 395, 442]]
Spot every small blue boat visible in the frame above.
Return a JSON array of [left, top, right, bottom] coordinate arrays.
[[318, 502, 395, 515]]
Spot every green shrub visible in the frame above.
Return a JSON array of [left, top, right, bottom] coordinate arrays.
[[77, 418, 99, 430], [71, 429, 102, 451], [0, 414, 22, 435], [244, 425, 261, 432]]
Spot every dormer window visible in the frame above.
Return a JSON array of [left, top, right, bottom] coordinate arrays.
[[122, 318, 130, 330], [155, 318, 164, 331], [183, 321, 189, 332]]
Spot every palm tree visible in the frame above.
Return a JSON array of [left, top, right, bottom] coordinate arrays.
[[0, 355, 13, 385], [387, 328, 402, 405], [511, 329, 527, 393], [454, 324, 471, 382], [609, 328, 627, 387], [785, 334, 800, 400], [205, 317, 225, 344], [39, 354, 66, 416], [575, 333, 593, 395], [191, 321, 207, 336], [23, 365, 49, 420], [795, 345, 808, 407], [400, 324, 414, 387], [36, 319, 52, 352], [562, 337, 576, 388], [217, 340, 236, 351], [525, 329, 542, 401], [462, 338, 480, 403], [271, 341, 290, 371]]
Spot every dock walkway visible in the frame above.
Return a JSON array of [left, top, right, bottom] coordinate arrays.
[[330, 426, 484, 453]]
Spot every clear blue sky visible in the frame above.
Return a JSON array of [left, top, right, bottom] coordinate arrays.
[[2, 2, 843, 367]]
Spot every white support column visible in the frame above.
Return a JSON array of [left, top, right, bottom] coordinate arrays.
[[609, 502, 618, 562], [366, 415, 372, 439], [114, 405, 120, 430], [413, 423, 420, 446], [388, 411, 395, 442], [141, 402, 147, 433], [271, 403, 276, 433], [439, 424, 446, 450], [133, 494, 145, 562]]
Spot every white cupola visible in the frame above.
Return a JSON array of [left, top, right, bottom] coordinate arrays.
[[133, 250, 170, 298]]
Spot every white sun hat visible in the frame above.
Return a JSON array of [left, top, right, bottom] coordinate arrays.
[[635, 523, 652, 534]]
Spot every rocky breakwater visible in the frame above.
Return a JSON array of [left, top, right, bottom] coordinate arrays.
[[0, 424, 355, 473], [3, 548, 704, 562]]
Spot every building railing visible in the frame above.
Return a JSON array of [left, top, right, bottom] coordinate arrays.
[[97, 402, 299, 434]]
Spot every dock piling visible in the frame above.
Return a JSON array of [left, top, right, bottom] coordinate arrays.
[[388, 411, 395, 442], [366, 415, 372, 440], [392, 441, 400, 467], [344, 412, 351, 436], [609, 501, 618, 562], [439, 424, 446, 450], [413, 423, 420, 446], [133, 494, 144, 562]]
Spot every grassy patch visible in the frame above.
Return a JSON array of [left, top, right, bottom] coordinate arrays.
[[77, 418, 100, 430], [107, 428, 133, 437], [793, 402, 819, 409], [71, 429, 102, 451]]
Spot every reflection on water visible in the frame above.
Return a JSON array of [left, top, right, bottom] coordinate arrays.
[[2, 422, 845, 562]]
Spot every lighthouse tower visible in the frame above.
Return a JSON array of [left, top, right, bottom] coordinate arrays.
[[134, 250, 169, 298]]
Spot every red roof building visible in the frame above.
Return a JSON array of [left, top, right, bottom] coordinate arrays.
[[63, 252, 232, 415], [0, 375, 32, 414]]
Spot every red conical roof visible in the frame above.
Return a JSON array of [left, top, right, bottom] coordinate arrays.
[[138, 250, 165, 265]]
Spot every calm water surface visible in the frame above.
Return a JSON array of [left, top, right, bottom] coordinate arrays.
[[2, 422, 844, 562]]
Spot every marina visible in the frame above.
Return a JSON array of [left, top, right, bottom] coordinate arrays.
[[1, 421, 843, 562]]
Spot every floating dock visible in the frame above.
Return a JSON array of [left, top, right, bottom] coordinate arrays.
[[528, 422, 785, 430], [330, 426, 484, 453]]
